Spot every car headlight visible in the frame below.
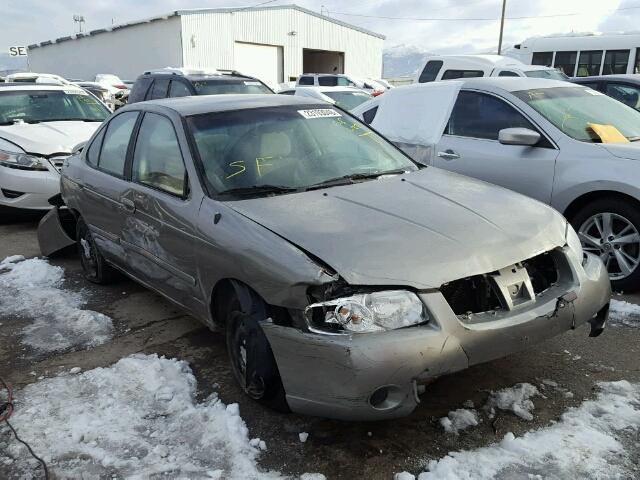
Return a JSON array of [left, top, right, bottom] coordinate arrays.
[[0, 149, 48, 171], [304, 290, 427, 334], [566, 222, 584, 262]]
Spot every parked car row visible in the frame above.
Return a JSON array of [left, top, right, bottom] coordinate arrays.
[[2, 64, 630, 421]]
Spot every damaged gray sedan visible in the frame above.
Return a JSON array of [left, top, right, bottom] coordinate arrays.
[[39, 94, 611, 420]]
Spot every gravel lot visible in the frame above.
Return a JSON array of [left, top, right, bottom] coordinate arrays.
[[1, 213, 639, 479]]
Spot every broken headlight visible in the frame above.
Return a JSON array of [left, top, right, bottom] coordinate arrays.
[[304, 290, 427, 334]]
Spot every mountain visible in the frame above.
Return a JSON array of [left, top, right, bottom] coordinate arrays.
[[383, 44, 432, 79]]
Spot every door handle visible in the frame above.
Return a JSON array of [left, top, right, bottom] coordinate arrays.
[[437, 149, 460, 160], [120, 198, 136, 213]]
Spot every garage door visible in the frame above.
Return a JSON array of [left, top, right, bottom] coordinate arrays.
[[234, 42, 283, 89]]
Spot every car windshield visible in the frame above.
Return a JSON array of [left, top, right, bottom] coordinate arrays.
[[524, 69, 569, 81], [0, 89, 110, 124], [513, 86, 640, 142], [193, 80, 272, 95], [323, 91, 371, 110], [187, 105, 417, 196]]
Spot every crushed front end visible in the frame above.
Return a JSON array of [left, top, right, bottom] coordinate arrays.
[[262, 246, 611, 420]]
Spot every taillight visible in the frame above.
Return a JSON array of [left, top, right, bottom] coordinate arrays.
[[372, 90, 384, 97], [114, 84, 128, 89]]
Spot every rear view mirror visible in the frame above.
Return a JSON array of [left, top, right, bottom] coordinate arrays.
[[498, 128, 541, 146]]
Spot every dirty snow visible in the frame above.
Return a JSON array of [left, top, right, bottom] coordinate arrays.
[[417, 381, 640, 479], [440, 408, 480, 435], [0, 256, 112, 352], [0, 354, 323, 479], [485, 383, 539, 421], [299, 432, 309, 443], [610, 299, 640, 327]]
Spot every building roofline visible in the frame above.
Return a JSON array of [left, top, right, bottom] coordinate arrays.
[[28, 4, 384, 50], [176, 5, 385, 39]]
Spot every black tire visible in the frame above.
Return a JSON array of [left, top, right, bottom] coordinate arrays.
[[76, 218, 117, 284], [224, 294, 289, 413], [571, 197, 640, 292]]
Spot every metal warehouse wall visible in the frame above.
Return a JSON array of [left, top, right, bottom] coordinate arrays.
[[28, 17, 183, 81], [180, 9, 384, 80]]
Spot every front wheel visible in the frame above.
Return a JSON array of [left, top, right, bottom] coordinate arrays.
[[571, 198, 640, 291], [224, 296, 289, 412]]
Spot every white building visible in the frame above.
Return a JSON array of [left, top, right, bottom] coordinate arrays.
[[27, 5, 384, 87]]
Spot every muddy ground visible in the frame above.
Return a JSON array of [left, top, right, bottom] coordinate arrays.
[[1, 213, 639, 479]]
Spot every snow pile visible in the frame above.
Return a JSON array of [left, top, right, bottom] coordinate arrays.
[[0, 257, 112, 352], [610, 299, 640, 327], [485, 383, 539, 421], [1, 354, 323, 479], [440, 408, 480, 434], [417, 381, 640, 479]]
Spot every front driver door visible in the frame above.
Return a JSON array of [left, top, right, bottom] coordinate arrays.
[[121, 111, 201, 313], [434, 90, 559, 204]]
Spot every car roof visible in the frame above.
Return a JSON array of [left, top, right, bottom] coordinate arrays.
[[143, 72, 257, 83], [573, 74, 640, 83], [0, 83, 79, 91], [461, 76, 577, 92], [426, 54, 526, 68], [129, 93, 327, 116]]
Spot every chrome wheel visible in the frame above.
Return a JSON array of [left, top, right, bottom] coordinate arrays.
[[579, 212, 640, 280]]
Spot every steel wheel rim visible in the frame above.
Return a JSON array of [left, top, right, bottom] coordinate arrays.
[[79, 235, 98, 278], [579, 212, 640, 280], [229, 313, 265, 400]]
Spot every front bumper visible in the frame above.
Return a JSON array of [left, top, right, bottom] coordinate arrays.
[[263, 248, 611, 421], [0, 164, 60, 210]]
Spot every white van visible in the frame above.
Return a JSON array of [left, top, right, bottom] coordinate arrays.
[[414, 55, 568, 83]]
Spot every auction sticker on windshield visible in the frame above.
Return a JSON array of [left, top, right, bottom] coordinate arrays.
[[63, 89, 85, 95], [298, 109, 341, 119]]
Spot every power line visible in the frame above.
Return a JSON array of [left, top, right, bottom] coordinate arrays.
[[328, 4, 640, 22]]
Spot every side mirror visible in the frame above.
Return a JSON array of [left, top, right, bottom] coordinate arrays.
[[498, 128, 541, 146], [71, 141, 87, 155]]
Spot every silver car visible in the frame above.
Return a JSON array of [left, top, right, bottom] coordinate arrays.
[[352, 78, 640, 291], [39, 95, 610, 420]]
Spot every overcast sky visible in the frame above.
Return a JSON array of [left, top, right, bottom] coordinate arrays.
[[1, 0, 637, 54]]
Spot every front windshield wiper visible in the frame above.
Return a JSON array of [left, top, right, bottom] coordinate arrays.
[[305, 168, 410, 191], [627, 136, 640, 142], [217, 184, 300, 197]]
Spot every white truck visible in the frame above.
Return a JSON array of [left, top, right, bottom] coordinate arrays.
[[413, 54, 567, 83]]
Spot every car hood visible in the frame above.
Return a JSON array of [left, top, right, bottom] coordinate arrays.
[[597, 142, 640, 161], [0, 121, 100, 156], [227, 168, 567, 289]]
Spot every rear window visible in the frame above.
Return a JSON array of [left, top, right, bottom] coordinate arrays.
[[193, 80, 272, 95], [441, 70, 485, 80], [318, 76, 352, 87]]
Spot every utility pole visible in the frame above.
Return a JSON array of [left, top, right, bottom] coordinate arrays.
[[497, 0, 506, 55]]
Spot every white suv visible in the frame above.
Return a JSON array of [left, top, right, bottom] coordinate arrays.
[[0, 84, 109, 211]]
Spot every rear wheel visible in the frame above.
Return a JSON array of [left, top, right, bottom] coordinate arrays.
[[224, 295, 289, 412], [571, 198, 640, 291], [76, 218, 117, 284]]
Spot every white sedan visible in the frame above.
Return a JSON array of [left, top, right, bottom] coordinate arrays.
[[278, 86, 372, 111], [0, 84, 110, 211]]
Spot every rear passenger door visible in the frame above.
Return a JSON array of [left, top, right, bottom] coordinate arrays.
[[120, 111, 201, 311], [80, 111, 139, 265], [435, 90, 558, 203]]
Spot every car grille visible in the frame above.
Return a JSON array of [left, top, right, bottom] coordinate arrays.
[[49, 155, 68, 172], [440, 250, 560, 316]]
